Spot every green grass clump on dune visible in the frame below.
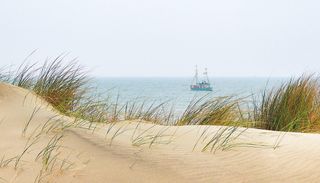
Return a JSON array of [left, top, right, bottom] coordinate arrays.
[[15, 59, 90, 114], [176, 96, 243, 126], [253, 75, 320, 132], [0, 56, 99, 120], [32, 59, 88, 113]]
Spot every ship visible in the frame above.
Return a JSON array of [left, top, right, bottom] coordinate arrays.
[[190, 66, 213, 91]]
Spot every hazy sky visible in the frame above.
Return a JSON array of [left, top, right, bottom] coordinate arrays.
[[1, 0, 320, 77]]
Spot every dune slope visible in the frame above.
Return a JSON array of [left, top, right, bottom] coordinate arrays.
[[1, 83, 320, 183]]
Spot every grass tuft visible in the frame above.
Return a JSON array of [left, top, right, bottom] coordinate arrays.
[[253, 75, 320, 132], [176, 95, 242, 126]]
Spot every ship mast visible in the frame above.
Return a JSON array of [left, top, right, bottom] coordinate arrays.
[[195, 65, 199, 84], [204, 68, 210, 83]]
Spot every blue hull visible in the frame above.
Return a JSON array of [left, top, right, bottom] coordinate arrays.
[[190, 87, 213, 91]]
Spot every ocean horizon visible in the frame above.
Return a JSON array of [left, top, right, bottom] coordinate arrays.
[[93, 77, 288, 114]]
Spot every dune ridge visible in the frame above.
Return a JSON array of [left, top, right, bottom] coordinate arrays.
[[1, 82, 320, 182]]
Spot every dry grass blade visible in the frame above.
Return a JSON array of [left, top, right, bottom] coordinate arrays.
[[12, 62, 38, 88], [132, 125, 174, 147], [14, 137, 40, 169], [35, 134, 64, 171], [109, 123, 131, 146], [200, 126, 248, 153], [0, 156, 17, 168], [22, 106, 41, 137]]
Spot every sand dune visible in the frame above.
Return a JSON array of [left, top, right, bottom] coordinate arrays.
[[1, 82, 320, 182]]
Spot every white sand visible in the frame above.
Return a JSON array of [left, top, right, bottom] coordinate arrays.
[[1, 82, 320, 182]]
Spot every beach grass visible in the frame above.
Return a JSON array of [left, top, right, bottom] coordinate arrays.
[[253, 75, 320, 132], [2, 58, 320, 133], [176, 95, 242, 126], [1, 57, 90, 115], [32, 58, 88, 113]]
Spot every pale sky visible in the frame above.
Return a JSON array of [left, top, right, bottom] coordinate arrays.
[[1, 0, 320, 77]]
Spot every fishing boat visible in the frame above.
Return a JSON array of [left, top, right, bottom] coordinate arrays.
[[190, 66, 213, 91]]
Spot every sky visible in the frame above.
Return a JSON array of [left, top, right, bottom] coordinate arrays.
[[0, 0, 320, 77]]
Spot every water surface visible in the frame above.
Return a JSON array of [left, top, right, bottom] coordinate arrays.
[[93, 77, 286, 113]]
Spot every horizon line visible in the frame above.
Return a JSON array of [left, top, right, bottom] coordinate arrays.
[[92, 75, 291, 78]]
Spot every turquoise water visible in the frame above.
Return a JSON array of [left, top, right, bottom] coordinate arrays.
[[93, 77, 287, 113]]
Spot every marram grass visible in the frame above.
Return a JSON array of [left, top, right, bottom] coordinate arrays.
[[253, 75, 320, 132], [176, 95, 243, 126], [1, 56, 89, 115], [2, 58, 320, 133]]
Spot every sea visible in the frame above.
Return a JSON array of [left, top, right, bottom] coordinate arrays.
[[93, 77, 287, 115]]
